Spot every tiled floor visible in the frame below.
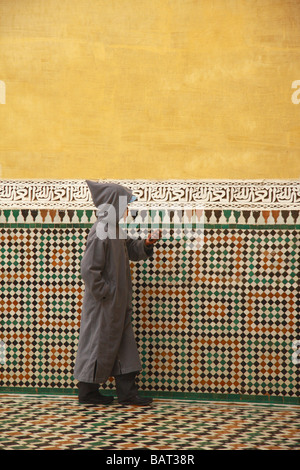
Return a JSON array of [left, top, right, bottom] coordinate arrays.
[[0, 393, 299, 450]]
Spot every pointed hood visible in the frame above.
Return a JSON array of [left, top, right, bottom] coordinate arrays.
[[86, 180, 133, 221]]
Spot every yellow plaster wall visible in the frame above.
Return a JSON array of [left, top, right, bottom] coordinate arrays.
[[0, 0, 299, 180]]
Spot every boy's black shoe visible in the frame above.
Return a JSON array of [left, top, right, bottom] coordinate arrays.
[[78, 381, 114, 405], [118, 395, 153, 406], [79, 391, 114, 405]]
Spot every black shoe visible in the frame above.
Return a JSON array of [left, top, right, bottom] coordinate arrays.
[[79, 391, 114, 405], [118, 395, 153, 406]]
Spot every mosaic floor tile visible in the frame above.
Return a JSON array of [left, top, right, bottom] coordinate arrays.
[[0, 394, 299, 450]]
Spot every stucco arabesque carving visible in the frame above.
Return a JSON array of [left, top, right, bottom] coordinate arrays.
[[0, 179, 299, 210]]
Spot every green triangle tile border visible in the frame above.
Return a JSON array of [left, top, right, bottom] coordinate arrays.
[[0, 387, 299, 405]]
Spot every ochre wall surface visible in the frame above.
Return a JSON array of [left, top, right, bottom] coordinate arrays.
[[0, 0, 300, 180]]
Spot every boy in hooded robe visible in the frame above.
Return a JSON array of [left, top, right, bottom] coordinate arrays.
[[74, 180, 160, 405]]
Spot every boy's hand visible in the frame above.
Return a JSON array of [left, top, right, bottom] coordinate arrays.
[[145, 229, 162, 246]]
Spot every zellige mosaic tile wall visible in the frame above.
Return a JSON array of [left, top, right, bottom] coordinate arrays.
[[0, 180, 299, 402]]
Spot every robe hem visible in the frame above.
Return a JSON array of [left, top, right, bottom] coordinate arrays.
[[112, 365, 142, 377]]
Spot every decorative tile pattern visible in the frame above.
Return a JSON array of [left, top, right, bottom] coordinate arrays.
[[0, 211, 299, 399], [132, 227, 299, 397], [0, 207, 300, 226], [0, 227, 84, 388], [0, 394, 299, 450]]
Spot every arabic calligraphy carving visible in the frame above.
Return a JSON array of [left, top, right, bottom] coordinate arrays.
[[0, 179, 299, 209]]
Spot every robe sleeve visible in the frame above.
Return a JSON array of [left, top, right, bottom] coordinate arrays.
[[80, 236, 112, 301], [126, 238, 154, 261]]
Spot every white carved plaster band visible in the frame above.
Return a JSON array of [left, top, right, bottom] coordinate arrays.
[[0, 179, 299, 210]]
